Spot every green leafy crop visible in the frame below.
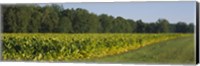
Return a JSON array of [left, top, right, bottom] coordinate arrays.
[[2, 33, 191, 62]]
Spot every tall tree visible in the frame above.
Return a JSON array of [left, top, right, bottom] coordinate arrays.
[[187, 23, 194, 33], [28, 6, 42, 33], [57, 16, 72, 33], [15, 5, 32, 33], [99, 14, 114, 33], [175, 22, 188, 33], [169, 24, 176, 33], [145, 23, 158, 33], [87, 13, 100, 33], [156, 19, 170, 33], [136, 20, 146, 33], [126, 19, 136, 33], [40, 5, 59, 32], [110, 17, 132, 33], [72, 8, 89, 33], [3, 6, 17, 32], [61, 8, 75, 22]]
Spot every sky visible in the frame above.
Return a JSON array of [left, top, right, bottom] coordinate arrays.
[[40, 1, 196, 24]]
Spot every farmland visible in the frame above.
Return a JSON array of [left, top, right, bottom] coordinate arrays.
[[82, 35, 195, 64], [2, 33, 193, 62]]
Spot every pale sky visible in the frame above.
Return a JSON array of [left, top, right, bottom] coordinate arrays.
[[40, 1, 196, 24]]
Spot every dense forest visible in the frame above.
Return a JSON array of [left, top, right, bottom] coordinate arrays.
[[2, 4, 194, 33]]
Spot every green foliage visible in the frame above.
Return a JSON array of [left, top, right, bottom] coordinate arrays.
[[99, 14, 113, 33], [136, 20, 146, 33], [175, 22, 191, 33], [187, 23, 194, 33], [2, 33, 190, 61], [156, 19, 170, 33], [3, 6, 17, 32], [28, 6, 42, 33], [73, 8, 89, 33], [40, 6, 59, 32], [111, 17, 132, 33], [127, 19, 136, 33], [57, 17, 72, 33], [2, 5, 194, 33]]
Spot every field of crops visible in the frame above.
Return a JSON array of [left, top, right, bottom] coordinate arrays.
[[2, 33, 192, 62]]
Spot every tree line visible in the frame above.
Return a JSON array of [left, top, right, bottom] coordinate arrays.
[[2, 4, 194, 33]]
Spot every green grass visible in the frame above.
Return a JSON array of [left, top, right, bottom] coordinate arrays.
[[80, 36, 195, 64]]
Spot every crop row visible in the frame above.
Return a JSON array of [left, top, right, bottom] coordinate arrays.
[[2, 33, 191, 61]]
